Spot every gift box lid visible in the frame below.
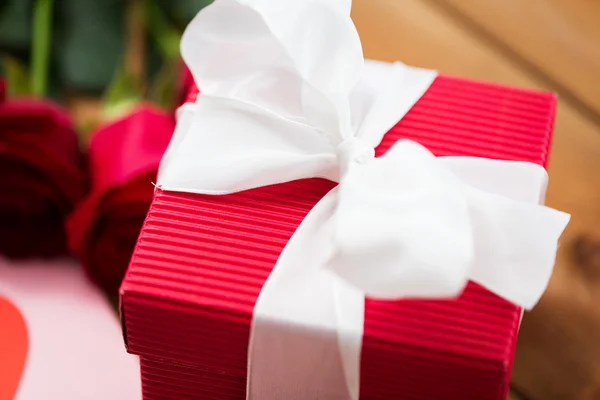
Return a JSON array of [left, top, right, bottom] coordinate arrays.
[[121, 74, 556, 400]]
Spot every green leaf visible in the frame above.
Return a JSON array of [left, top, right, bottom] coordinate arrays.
[[2, 54, 30, 95], [145, 30, 163, 85], [147, 58, 178, 110], [103, 64, 143, 121], [145, 0, 181, 61], [53, 0, 125, 93]]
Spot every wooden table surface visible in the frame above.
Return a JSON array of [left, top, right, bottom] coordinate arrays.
[[350, 1, 600, 399], [68, 1, 600, 399]]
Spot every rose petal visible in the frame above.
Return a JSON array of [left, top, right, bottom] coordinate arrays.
[[0, 98, 86, 259]]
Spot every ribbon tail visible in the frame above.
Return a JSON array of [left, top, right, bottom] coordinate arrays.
[[465, 187, 570, 310], [440, 156, 570, 309], [248, 188, 363, 400]]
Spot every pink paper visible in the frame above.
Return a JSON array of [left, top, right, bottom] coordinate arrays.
[[0, 258, 141, 400]]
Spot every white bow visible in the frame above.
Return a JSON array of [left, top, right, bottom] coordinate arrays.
[[158, 0, 570, 398]]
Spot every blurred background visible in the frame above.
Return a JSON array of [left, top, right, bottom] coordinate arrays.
[[1, 1, 599, 399], [0, 0, 212, 132]]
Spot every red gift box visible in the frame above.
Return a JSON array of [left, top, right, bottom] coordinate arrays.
[[121, 74, 556, 400]]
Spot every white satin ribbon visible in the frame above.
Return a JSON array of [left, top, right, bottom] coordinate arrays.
[[158, 0, 570, 398]]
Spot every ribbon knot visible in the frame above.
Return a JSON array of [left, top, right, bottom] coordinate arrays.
[[336, 137, 375, 174]]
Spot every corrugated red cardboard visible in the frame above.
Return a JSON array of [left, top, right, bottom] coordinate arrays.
[[120, 74, 556, 400]]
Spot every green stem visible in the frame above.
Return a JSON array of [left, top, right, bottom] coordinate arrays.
[[31, 0, 53, 96], [102, 0, 145, 121], [125, 0, 145, 85]]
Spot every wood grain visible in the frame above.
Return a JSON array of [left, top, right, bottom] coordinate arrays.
[[513, 238, 600, 400], [350, 0, 600, 399], [436, 0, 600, 121]]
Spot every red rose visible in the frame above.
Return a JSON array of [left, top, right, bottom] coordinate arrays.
[[66, 105, 174, 295], [0, 80, 86, 258]]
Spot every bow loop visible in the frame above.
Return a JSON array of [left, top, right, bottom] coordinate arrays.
[[327, 140, 475, 299], [326, 140, 570, 307], [181, 0, 363, 134]]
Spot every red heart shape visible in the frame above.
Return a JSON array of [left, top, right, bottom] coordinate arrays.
[[0, 296, 28, 400]]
